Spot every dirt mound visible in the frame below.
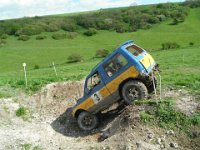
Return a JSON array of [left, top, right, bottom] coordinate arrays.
[[27, 81, 84, 117], [0, 82, 199, 150]]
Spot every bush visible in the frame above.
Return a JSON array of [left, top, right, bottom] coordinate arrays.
[[148, 16, 160, 24], [0, 39, 6, 47], [67, 54, 83, 63], [16, 107, 27, 117], [18, 35, 30, 41], [84, 28, 97, 36], [16, 25, 43, 36], [61, 21, 77, 32], [34, 65, 39, 69], [95, 49, 109, 58], [114, 21, 129, 33], [36, 35, 47, 40], [189, 42, 194, 46], [161, 42, 180, 50], [67, 32, 78, 39], [52, 33, 66, 40], [172, 18, 179, 25], [44, 23, 60, 32], [1, 34, 8, 39]]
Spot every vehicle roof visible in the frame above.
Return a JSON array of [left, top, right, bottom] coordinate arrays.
[[89, 40, 134, 76]]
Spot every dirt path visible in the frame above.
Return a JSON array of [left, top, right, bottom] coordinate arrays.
[[0, 82, 199, 150]]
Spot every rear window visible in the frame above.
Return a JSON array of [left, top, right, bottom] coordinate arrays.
[[126, 44, 144, 56]]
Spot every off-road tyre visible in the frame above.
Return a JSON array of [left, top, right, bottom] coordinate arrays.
[[122, 80, 148, 104], [77, 111, 98, 131]]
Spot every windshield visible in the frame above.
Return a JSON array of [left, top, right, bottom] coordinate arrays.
[[86, 72, 101, 91], [126, 44, 144, 56]]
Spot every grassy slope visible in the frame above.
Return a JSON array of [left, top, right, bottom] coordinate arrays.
[[0, 8, 199, 97], [0, 8, 200, 73]]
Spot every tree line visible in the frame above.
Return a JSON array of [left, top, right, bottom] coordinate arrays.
[[0, 1, 199, 37]]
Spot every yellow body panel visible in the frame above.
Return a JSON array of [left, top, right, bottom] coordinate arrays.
[[72, 66, 139, 116], [140, 54, 155, 69], [106, 66, 139, 94], [72, 98, 95, 116]]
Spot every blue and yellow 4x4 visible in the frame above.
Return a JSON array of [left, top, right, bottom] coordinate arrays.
[[72, 40, 157, 130]]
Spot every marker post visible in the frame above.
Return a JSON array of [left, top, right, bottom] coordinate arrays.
[[23, 63, 27, 88], [52, 62, 57, 76]]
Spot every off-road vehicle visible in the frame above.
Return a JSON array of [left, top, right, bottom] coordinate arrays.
[[71, 40, 158, 130]]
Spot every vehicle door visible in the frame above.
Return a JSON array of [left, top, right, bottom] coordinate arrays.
[[103, 53, 129, 99], [85, 71, 111, 106]]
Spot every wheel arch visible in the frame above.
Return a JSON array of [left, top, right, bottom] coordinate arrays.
[[74, 109, 85, 119]]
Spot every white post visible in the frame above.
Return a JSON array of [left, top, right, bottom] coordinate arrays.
[[157, 71, 162, 100], [149, 59, 157, 101], [52, 62, 57, 76], [22, 63, 27, 88]]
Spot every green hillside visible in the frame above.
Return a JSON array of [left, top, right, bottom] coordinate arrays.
[[0, 7, 200, 73], [0, 2, 200, 97]]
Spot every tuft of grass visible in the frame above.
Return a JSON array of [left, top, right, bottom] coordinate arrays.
[[21, 143, 42, 150], [16, 107, 27, 117], [16, 106, 32, 121], [140, 111, 154, 123]]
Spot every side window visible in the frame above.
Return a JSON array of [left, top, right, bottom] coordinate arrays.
[[87, 72, 101, 91], [104, 54, 128, 77]]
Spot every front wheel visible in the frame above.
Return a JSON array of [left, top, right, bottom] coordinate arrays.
[[122, 80, 148, 104], [77, 111, 98, 131]]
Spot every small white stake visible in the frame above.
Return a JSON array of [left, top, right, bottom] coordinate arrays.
[[52, 62, 57, 76], [22, 62, 27, 88], [157, 71, 162, 100]]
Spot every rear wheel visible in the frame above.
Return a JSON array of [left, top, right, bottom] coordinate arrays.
[[77, 111, 98, 131], [122, 80, 148, 104]]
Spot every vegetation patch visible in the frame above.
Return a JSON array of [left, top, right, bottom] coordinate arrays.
[[18, 35, 30, 41], [67, 54, 83, 63], [52, 33, 67, 40], [0, 34, 8, 39], [95, 49, 109, 58], [67, 32, 78, 39], [161, 42, 180, 50], [84, 28, 97, 36], [140, 99, 200, 133], [21, 143, 42, 150], [36, 35, 47, 40], [16, 107, 27, 117], [16, 25, 43, 36], [16, 106, 31, 121], [0, 39, 6, 47]]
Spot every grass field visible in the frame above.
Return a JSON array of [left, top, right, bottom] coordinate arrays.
[[0, 8, 200, 72], [0, 8, 200, 97]]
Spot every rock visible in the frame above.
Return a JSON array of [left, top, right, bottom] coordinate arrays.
[[147, 133, 154, 139], [136, 141, 141, 148], [161, 135, 166, 142], [170, 142, 178, 148], [167, 130, 175, 136], [156, 138, 162, 145], [160, 144, 165, 149]]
